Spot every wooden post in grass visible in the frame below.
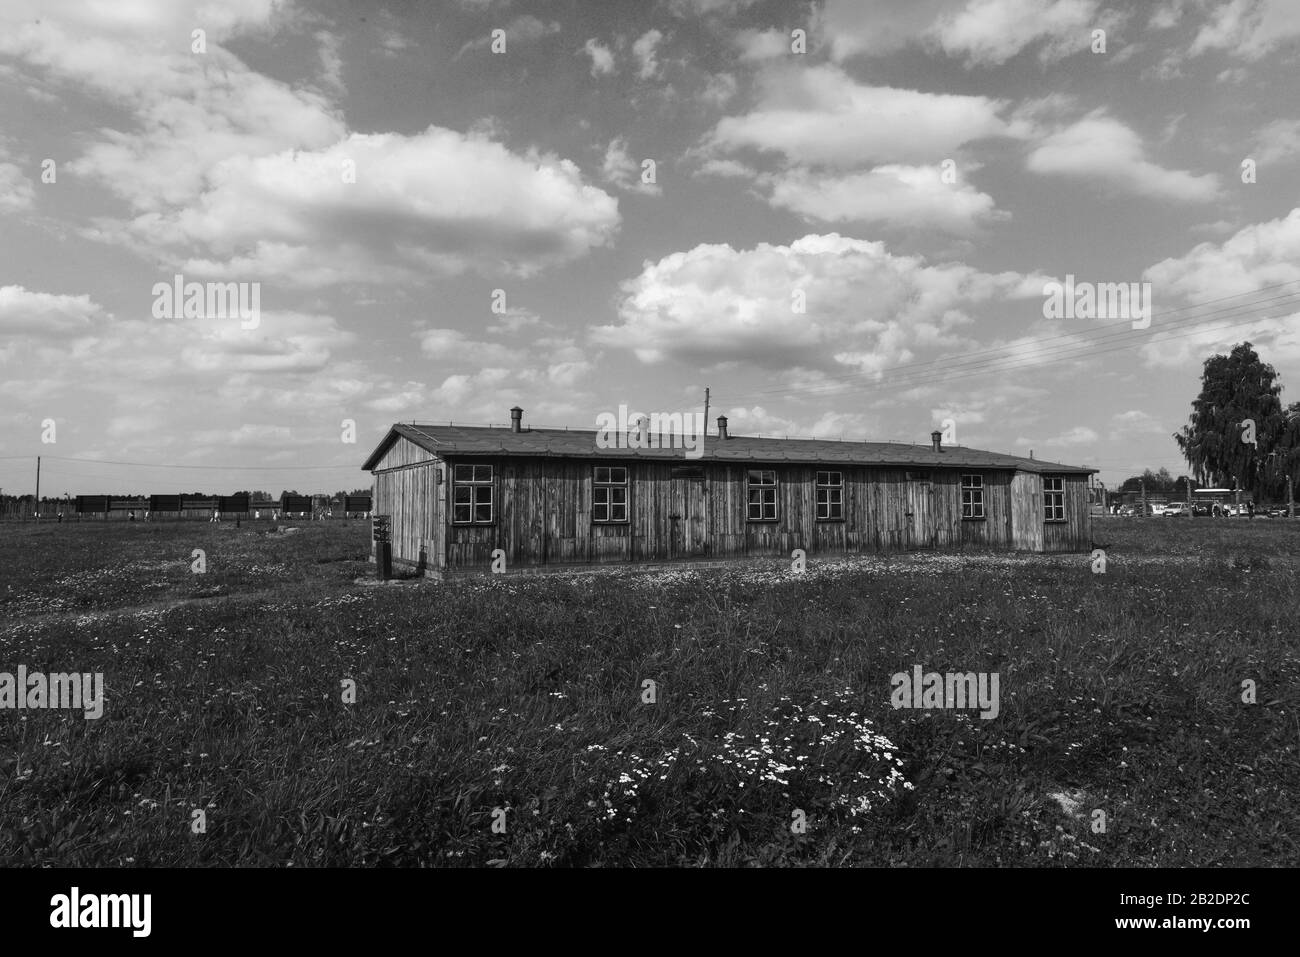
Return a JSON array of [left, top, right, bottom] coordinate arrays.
[[373, 514, 392, 580], [1140, 480, 1146, 517], [1289, 475, 1295, 519]]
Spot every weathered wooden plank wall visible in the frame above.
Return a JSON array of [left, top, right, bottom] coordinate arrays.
[[374, 448, 1090, 571], [373, 436, 438, 470], [947, 469, 1014, 548], [373, 447, 441, 571], [1042, 475, 1092, 552]]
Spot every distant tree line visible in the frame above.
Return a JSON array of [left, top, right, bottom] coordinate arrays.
[[1117, 468, 1193, 496], [0, 488, 370, 505]]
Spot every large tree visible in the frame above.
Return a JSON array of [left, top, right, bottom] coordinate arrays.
[[1258, 402, 1300, 499], [1174, 342, 1297, 498]]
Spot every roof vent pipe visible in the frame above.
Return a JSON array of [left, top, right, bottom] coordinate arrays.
[[930, 430, 942, 453], [509, 406, 523, 433], [717, 415, 729, 440]]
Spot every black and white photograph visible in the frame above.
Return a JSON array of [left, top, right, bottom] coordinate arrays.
[[0, 0, 1294, 938]]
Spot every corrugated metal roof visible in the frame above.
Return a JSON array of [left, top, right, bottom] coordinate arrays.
[[362, 423, 1095, 474]]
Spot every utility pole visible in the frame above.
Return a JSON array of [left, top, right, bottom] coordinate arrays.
[[1140, 479, 1147, 517], [1289, 474, 1295, 519], [35, 455, 40, 520], [703, 387, 710, 437]]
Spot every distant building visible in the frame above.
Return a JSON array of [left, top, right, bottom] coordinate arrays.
[[1193, 488, 1242, 505]]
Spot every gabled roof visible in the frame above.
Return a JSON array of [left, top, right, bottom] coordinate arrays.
[[362, 423, 1095, 474]]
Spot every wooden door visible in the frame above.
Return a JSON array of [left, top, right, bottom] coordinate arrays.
[[906, 476, 934, 550], [669, 476, 708, 559]]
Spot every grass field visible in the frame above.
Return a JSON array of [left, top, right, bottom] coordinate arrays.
[[1, 516, 1297, 867]]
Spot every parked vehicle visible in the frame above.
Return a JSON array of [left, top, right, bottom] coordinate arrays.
[[1163, 502, 1189, 517], [1191, 503, 1211, 516], [1118, 505, 1137, 517]]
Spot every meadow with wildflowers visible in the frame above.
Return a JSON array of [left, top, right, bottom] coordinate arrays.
[[0, 517, 1296, 866]]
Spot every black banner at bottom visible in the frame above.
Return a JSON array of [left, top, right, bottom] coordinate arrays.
[[0, 866, 1277, 944]]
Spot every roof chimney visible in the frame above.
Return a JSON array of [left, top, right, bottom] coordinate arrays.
[[930, 430, 942, 453], [717, 415, 729, 440], [509, 406, 523, 433]]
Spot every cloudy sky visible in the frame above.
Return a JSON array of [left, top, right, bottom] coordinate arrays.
[[2, 0, 1300, 495]]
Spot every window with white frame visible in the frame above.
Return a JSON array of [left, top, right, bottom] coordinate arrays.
[[452, 464, 494, 524], [593, 466, 628, 523], [747, 469, 777, 521], [1044, 475, 1065, 522], [816, 471, 843, 520], [961, 474, 985, 519]]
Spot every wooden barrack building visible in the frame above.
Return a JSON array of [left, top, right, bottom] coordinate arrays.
[[361, 407, 1095, 576]]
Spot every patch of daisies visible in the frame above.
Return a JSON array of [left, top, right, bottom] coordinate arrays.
[[585, 689, 912, 834]]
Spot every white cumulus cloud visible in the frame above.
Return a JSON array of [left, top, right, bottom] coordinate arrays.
[[1026, 110, 1220, 202]]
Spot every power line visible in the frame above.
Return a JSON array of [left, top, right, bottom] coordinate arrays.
[[5, 284, 1295, 482], [38, 454, 361, 472], [717, 309, 1297, 411], [705, 289, 1300, 467], [750, 283, 1300, 399], [716, 285, 1300, 405], [723, 292, 1300, 404], [770, 280, 1300, 394], [871, 302, 1294, 395]]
